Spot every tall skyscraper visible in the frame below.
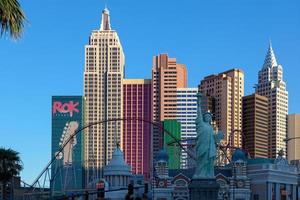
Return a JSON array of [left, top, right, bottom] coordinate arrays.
[[242, 93, 269, 158], [255, 42, 288, 158], [83, 8, 125, 175], [199, 69, 244, 148], [123, 79, 151, 180], [176, 88, 198, 169], [51, 96, 84, 191], [287, 114, 300, 161], [151, 54, 187, 156]]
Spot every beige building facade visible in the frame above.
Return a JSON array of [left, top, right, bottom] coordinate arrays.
[[83, 8, 125, 176], [199, 69, 244, 148], [287, 114, 300, 161]]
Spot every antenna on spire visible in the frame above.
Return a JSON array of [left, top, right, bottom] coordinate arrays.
[[100, 5, 111, 31], [268, 38, 272, 49], [262, 39, 277, 69]]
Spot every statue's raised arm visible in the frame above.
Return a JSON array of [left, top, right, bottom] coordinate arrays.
[[196, 93, 204, 124]]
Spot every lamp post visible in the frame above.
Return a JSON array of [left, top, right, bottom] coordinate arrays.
[[284, 137, 300, 142]]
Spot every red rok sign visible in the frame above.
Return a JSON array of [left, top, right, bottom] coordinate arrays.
[[52, 101, 80, 117]]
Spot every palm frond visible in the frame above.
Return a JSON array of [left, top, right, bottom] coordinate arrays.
[[0, 147, 23, 183], [0, 0, 26, 39]]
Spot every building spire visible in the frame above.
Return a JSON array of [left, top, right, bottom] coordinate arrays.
[[100, 7, 111, 31], [269, 38, 272, 49], [262, 40, 277, 69]]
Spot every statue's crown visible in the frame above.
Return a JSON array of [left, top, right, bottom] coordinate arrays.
[[203, 112, 212, 117]]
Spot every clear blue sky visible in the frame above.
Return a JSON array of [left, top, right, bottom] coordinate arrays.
[[0, 0, 299, 184]]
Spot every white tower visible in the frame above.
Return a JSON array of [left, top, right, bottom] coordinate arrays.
[[255, 41, 288, 158], [176, 88, 198, 169], [84, 7, 125, 180]]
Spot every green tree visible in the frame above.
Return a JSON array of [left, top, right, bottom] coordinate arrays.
[[0, 147, 23, 200], [0, 0, 26, 39]]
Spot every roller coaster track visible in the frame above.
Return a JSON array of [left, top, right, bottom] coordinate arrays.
[[24, 117, 195, 198], [25, 118, 247, 199]]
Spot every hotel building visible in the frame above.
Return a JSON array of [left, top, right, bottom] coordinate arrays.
[[123, 79, 151, 180], [287, 114, 300, 162], [176, 88, 198, 169], [83, 8, 125, 175], [255, 42, 288, 158], [242, 93, 269, 158], [152, 54, 187, 157], [199, 69, 244, 148]]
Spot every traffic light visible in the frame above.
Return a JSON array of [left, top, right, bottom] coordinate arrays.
[[125, 183, 134, 200], [144, 183, 148, 194], [84, 191, 89, 200], [143, 183, 149, 198], [96, 181, 105, 198]]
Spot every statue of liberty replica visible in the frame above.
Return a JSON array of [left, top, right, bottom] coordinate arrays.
[[189, 93, 223, 200]]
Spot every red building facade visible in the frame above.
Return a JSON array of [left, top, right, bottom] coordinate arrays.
[[123, 79, 151, 180]]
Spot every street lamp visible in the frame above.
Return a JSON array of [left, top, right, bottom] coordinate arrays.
[[283, 137, 300, 161], [283, 136, 300, 142]]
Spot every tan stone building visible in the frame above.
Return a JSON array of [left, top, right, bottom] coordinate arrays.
[[199, 69, 244, 148], [242, 93, 269, 158], [287, 114, 300, 161], [83, 8, 125, 176], [151, 54, 187, 156]]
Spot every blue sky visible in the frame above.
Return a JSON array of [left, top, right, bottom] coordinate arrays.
[[0, 0, 299, 184]]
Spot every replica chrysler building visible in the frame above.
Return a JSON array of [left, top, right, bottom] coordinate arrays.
[[255, 42, 288, 158]]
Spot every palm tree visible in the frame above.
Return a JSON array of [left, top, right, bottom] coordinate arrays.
[[0, 147, 23, 200], [0, 0, 26, 39]]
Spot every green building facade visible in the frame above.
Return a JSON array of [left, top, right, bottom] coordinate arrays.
[[163, 120, 181, 169]]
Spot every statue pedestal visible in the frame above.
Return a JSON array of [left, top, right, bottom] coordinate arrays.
[[188, 178, 220, 200]]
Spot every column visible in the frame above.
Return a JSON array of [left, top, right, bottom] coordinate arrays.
[[115, 175, 117, 187], [267, 182, 273, 200], [287, 184, 291, 200], [292, 185, 296, 200], [116, 175, 118, 187], [276, 183, 281, 200]]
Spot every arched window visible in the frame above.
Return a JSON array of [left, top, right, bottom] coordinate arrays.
[[174, 179, 187, 187], [217, 179, 226, 188]]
